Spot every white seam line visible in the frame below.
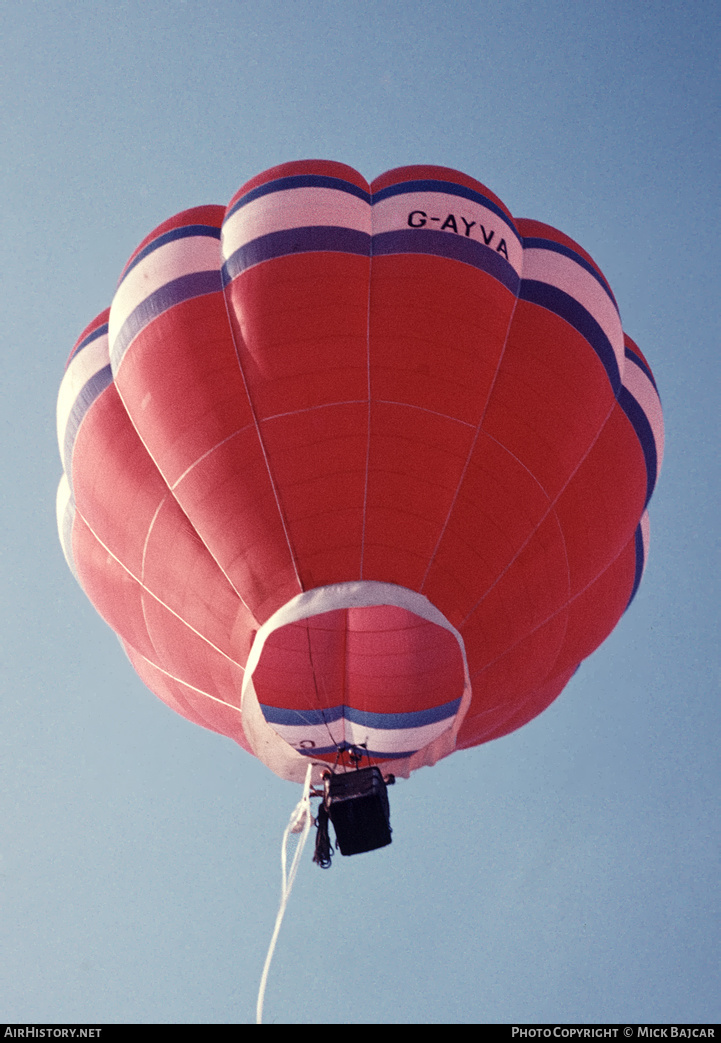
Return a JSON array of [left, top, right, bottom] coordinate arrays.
[[129, 648, 246, 712], [459, 391, 619, 628], [76, 506, 247, 671], [466, 507, 639, 684], [221, 273, 303, 593], [418, 292, 520, 594]]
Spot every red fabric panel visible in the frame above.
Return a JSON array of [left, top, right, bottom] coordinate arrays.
[[253, 606, 464, 716], [458, 664, 578, 748], [124, 642, 253, 753]]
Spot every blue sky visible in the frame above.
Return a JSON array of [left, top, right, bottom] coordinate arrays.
[[1, 0, 719, 1025]]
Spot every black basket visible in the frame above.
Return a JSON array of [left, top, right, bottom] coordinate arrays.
[[325, 766, 392, 856]]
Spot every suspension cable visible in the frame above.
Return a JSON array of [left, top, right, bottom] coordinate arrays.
[[255, 762, 314, 1025]]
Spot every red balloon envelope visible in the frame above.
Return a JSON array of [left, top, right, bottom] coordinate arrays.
[[56, 162, 664, 784]]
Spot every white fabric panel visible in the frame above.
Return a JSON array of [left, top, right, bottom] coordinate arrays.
[[56, 474, 75, 575], [623, 359, 665, 470], [56, 329, 110, 456], [109, 234, 221, 356], [222, 187, 371, 257], [372, 191, 523, 274], [269, 714, 458, 757]]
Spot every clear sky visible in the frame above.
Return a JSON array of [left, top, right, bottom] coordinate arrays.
[[1, 0, 719, 1026]]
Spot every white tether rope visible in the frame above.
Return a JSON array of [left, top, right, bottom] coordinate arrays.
[[255, 762, 314, 1024]]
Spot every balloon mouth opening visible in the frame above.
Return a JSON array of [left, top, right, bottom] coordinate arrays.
[[242, 582, 470, 770]]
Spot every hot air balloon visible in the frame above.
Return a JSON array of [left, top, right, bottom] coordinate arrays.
[[56, 162, 663, 854]]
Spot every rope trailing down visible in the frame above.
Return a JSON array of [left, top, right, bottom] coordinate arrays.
[[256, 763, 314, 1025]]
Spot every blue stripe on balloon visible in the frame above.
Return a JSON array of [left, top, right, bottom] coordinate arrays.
[[222, 225, 520, 295], [519, 279, 622, 393], [618, 385, 658, 508], [625, 523, 646, 612], [259, 705, 344, 726], [226, 174, 371, 220], [372, 228, 520, 294], [63, 363, 113, 483], [111, 269, 222, 370], [259, 697, 461, 730], [222, 226, 371, 283]]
